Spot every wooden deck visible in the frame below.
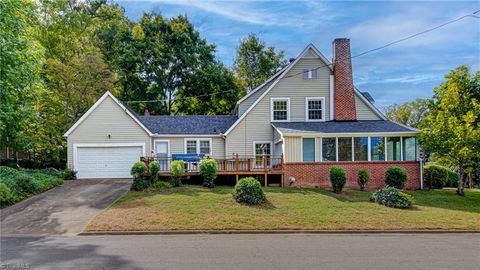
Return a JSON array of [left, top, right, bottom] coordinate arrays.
[[141, 154, 284, 187]]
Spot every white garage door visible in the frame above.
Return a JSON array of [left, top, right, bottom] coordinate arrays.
[[76, 146, 143, 179]]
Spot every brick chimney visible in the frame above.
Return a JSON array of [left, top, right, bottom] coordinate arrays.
[[333, 38, 357, 121], [144, 109, 150, 116]]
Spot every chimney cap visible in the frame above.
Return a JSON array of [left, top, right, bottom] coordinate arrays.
[[333, 38, 350, 42]]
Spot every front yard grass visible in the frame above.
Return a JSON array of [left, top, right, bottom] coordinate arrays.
[[87, 186, 480, 231]]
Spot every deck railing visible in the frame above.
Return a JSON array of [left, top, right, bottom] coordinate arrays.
[[141, 154, 284, 174]]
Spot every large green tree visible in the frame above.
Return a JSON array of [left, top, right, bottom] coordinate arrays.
[[0, 0, 44, 156], [421, 66, 480, 195], [233, 34, 287, 94], [384, 98, 430, 129]]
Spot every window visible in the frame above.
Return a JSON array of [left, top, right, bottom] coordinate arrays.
[[199, 140, 211, 155], [403, 137, 417, 161], [271, 98, 289, 121], [306, 97, 325, 121], [254, 142, 271, 156], [154, 141, 169, 158], [370, 137, 385, 161], [322, 138, 336, 161], [338, 137, 352, 161], [302, 138, 315, 162], [387, 137, 401, 161], [353, 137, 368, 161], [303, 69, 317, 79], [185, 139, 211, 155]]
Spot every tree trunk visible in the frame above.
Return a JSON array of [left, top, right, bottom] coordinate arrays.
[[457, 162, 465, 196]]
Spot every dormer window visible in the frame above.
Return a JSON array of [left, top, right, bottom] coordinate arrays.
[[305, 97, 325, 121], [271, 98, 290, 122], [303, 69, 317, 79]]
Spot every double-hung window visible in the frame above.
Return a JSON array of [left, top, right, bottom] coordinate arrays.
[[306, 97, 325, 121], [271, 98, 290, 122], [303, 69, 317, 79], [185, 139, 211, 155]]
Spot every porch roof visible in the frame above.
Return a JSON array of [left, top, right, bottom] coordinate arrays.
[[138, 115, 237, 135], [272, 120, 419, 135]]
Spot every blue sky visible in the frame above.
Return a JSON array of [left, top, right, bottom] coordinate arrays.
[[116, 0, 480, 110]]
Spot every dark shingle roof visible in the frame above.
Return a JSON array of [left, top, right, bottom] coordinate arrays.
[[272, 121, 419, 134], [138, 115, 237, 135], [361, 92, 375, 103]]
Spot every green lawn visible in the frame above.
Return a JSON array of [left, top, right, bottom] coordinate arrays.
[[87, 186, 480, 231]]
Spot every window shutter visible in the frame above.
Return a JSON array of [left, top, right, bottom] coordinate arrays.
[[303, 69, 308, 79]]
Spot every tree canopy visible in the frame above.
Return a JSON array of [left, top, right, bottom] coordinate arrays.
[[421, 66, 480, 195], [384, 98, 430, 129]]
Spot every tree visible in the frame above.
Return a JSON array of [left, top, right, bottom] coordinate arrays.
[[421, 66, 480, 195], [233, 34, 287, 94], [0, 0, 44, 157], [384, 98, 430, 129]]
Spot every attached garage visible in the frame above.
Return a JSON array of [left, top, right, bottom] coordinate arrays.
[[74, 144, 145, 179]]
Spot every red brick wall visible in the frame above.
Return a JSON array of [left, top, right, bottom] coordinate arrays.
[[283, 161, 421, 190], [333, 38, 357, 121]]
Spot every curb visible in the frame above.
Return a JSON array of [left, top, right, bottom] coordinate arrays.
[[79, 229, 480, 236]]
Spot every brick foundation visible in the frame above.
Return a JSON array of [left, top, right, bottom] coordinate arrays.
[[283, 161, 421, 190]]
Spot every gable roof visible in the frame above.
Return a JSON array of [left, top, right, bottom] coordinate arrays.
[[272, 120, 419, 135], [63, 91, 153, 137], [139, 115, 237, 135]]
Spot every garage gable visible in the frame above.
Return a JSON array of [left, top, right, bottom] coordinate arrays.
[[63, 91, 152, 137]]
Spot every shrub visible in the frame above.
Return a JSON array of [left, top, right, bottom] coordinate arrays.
[[329, 167, 346, 193], [149, 161, 160, 182], [371, 186, 414, 208], [170, 160, 185, 187], [233, 177, 265, 204], [61, 168, 77, 180], [0, 183, 14, 208], [131, 177, 150, 191], [385, 167, 407, 189], [15, 175, 38, 195], [446, 170, 459, 188], [131, 161, 147, 178], [199, 158, 217, 188], [423, 164, 448, 189], [357, 169, 370, 191], [152, 181, 172, 191]]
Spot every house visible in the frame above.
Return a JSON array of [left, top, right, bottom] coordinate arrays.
[[64, 39, 422, 189]]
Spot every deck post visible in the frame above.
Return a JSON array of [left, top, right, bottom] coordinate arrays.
[[263, 155, 268, 187], [281, 173, 284, 187], [223, 160, 227, 172], [235, 153, 239, 172], [236, 174, 239, 183]]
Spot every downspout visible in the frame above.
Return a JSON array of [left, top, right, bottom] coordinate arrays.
[[419, 158, 424, 190]]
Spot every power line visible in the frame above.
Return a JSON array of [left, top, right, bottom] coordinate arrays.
[[125, 88, 239, 104], [283, 9, 480, 79], [123, 9, 479, 104]]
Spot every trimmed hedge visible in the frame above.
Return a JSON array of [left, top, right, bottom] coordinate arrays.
[[0, 166, 64, 208], [149, 161, 160, 182], [385, 167, 407, 189], [371, 186, 414, 209], [423, 164, 448, 189], [329, 167, 346, 193], [357, 169, 370, 191], [199, 158, 217, 188], [170, 160, 185, 187], [233, 177, 265, 204]]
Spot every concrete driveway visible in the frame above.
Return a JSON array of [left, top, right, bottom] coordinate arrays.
[[0, 179, 131, 236]]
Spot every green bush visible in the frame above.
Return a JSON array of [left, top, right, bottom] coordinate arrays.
[[357, 169, 370, 191], [131, 177, 150, 191], [61, 168, 77, 180], [329, 167, 346, 193], [446, 170, 459, 188], [149, 161, 160, 181], [170, 160, 185, 187], [130, 161, 147, 178], [385, 167, 407, 189], [233, 177, 265, 204], [0, 166, 64, 208], [199, 158, 217, 188], [371, 186, 414, 209], [152, 181, 172, 191], [0, 183, 14, 208], [423, 164, 448, 189]]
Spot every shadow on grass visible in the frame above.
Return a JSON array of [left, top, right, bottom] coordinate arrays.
[[405, 189, 480, 214]]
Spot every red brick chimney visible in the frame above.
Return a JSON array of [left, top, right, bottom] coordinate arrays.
[[333, 38, 357, 121]]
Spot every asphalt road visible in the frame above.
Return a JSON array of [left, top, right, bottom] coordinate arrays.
[[1, 233, 479, 270]]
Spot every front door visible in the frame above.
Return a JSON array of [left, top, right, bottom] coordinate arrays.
[[155, 141, 170, 171]]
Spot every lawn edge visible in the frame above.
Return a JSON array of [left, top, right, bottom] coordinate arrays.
[[79, 229, 480, 236]]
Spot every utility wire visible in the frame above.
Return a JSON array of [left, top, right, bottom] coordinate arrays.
[[124, 9, 480, 103]]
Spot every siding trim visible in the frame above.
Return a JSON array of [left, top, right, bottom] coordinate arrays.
[[73, 143, 146, 172], [281, 131, 419, 137], [64, 91, 153, 137], [224, 44, 332, 136]]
